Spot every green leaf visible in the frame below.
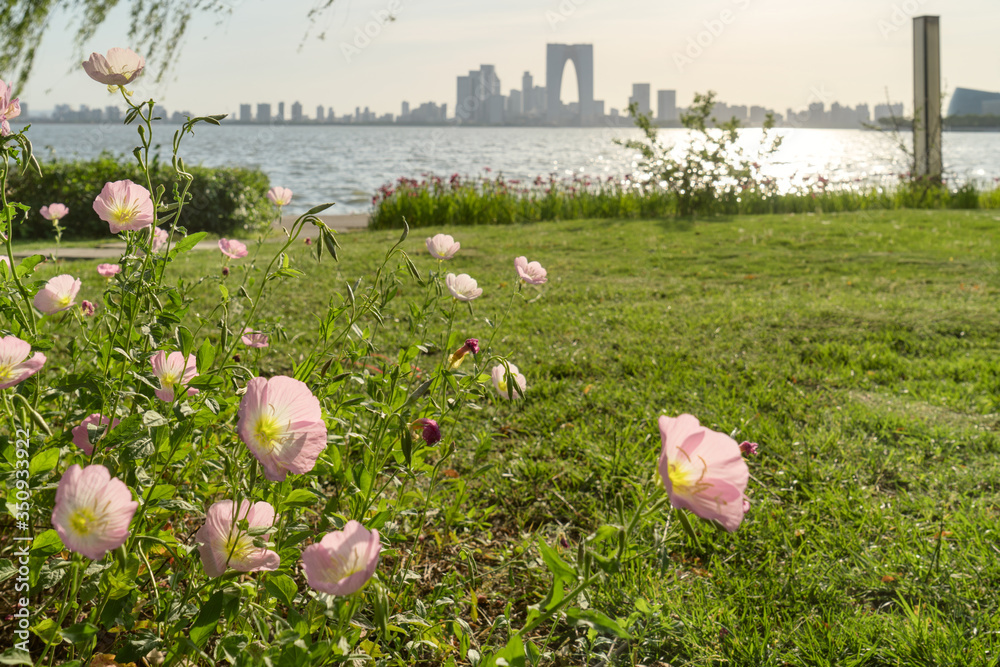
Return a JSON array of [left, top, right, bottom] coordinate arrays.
[[112, 629, 161, 663], [28, 448, 59, 476], [142, 410, 168, 428], [60, 622, 97, 644], [101, 414, 144, 450], [14, 255, 44, 280], [218, 283, 229, 301], [564, 608, 630, 638], [176, 326, 195, 357], [189, 590, 225, 648], [31, 530, 64, 557], [491, 634, 526, 667], [196, 338, 216, 373], [0, 648, 33, 665], [264, 573, 298, 608], [0, 559, 15, 584], [305, 203, 335, 216], [170, 232, 208, 256], [538, 539, 577, 583], [280, 488, 318, 510]]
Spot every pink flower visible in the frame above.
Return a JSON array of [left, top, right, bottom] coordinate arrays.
[[0, 79, 21, 136], [149, 351, 199, 402], [82, 48, 145, 85], [657, 414, 749, 532], [739, 441, 759, 456], [34, 274, 81, 314], [237, 376, 327, 482], [40, 203, 69, 222], [152, 227, 168, 253], [409, 418, 441, 445], [301, 521, 381, 595], [80, 300, 96, 317], [426, 234, 460, 260], [515, 256, 548, 285], [196, 500, 280, 577], [445, 273, 482, 302], [51, 464, 138, 561], [93, 180, 154, 234], [241, 328, 269, 348], [447, 338, 479, 369], [218, 238, 248, 259], [267, 186, 293, 206], [97, 263, 121, 277], [0, 335, 46, 390], [491, 363, 526, 399], [72, 414, 121, 456]]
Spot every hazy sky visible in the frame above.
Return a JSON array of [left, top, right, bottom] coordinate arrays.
[[15, 0, 1000, 117]]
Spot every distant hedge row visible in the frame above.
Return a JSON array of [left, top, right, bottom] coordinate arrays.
[[6, 153, 273, 240]]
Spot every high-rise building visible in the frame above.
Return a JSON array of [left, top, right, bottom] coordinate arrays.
[[291, 101, 303, 122], [456, 75, 474, 122], [316, 105, 324, 122], [401, 101, 410, 120], [657, 90, 676, 122], [629, 84, 651, 115], [277, 102, 285, 121], [105, 106, 122, 122], [522, 72, 534, 114], [256, 103, 271, 124], [328, 108, 334, 123], [507, 90, 522, 117], [240, 104, 252, 122]]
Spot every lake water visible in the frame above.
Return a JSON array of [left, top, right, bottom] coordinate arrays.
[[15, 123, 1000, 215]]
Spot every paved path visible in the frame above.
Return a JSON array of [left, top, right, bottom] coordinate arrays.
[[11, 214, 369, 260]]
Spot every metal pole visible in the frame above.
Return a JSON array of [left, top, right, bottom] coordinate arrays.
[[913, 15, 942, 182]]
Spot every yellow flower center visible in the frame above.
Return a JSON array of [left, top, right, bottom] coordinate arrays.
[[0, 364, 13, 383], [70, 508, 99, 536], [667, 450, 708, 496], [224, 533, 256, 563], [110, 200, 139, 225], [253, 414, 284, 452], [496, 378, 508, 394], [57, 295, 72, 309], [160, 371, 177, 387]]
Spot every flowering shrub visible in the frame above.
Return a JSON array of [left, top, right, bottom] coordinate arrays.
[[0, 57, 759, 665]]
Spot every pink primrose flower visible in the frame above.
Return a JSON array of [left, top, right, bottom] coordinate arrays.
[[739, 441, 759, 456], [0, 79, 21, 136], [445, 273, 482, 302], [241, 328, 269, 348], [426, 234, 460, 260], [152, 227, 168, 253], [97, 263, 121, 277], [301, 521, 381, 595], [267, 186, 293, 206], [218, 238, 248, 259], [40, 203, 69, 222], [0, 335, 46, 390], [491, 363, 526, 399], [93, 180, 155, 234], [657, 414, 749, 532], [34, 274, 82, 314], [72, 413, 122, 456], [409, 418, 441, 445], [196, 500, 280, 577], [82, 48, 145, 86], [149, 351, 199, 402], [237, 376, 327, 482], [80, 300, 96, 317], [515, 256, 548, 285], [51, 464, 138, 561], [447, 338, 480, 369]]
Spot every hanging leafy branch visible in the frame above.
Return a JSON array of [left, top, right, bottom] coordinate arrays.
[[0, 0, 339, 86]]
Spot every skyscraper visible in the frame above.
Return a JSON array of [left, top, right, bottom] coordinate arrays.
[[522, 72, 534, 114], [657, 90, 677, 122], [277, 102, 285, 122], [629, 84, 651, 115], [256, 103, 271, 124], [239, 104, 252, 122], [315, 105, 324, 122], [291, 101, 303, 122]]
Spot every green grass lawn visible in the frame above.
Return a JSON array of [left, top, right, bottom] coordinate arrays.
[[24, 209, 1000, 665]]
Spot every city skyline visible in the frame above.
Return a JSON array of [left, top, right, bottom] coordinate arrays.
[[13, 0, 1000, 122]]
